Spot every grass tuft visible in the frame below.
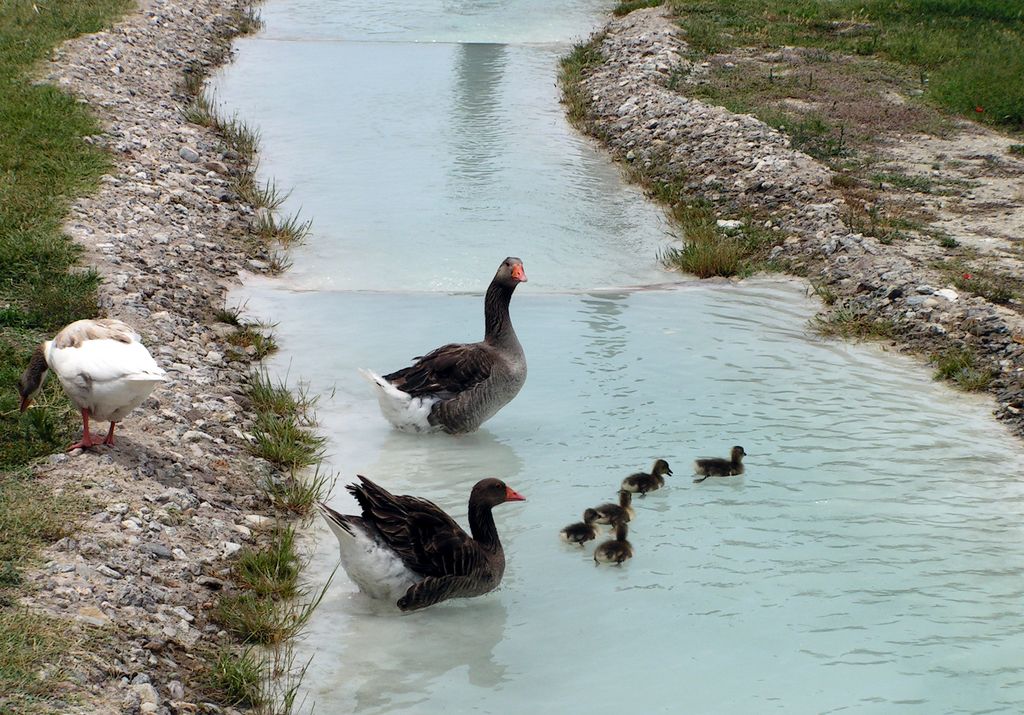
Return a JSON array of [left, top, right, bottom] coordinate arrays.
[[235, 174, 288, 212], [811, 306, 895, 340], [234, 527, 301, 599], [931, 347, 994, 391], [252, 210, 312, 247], [250, 414, 325, 472], [182, 90, 217, 128], [227, 322, 279, 360], [214, 304, 244, 326], [260, 466, 336, 517], [219, 115, 261, 164], [247, 370, 317, 420], [209, 648, 265, 708], [810, 281, 838, 306]]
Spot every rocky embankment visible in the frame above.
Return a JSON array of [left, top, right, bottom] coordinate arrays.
[[572, 7, 1024, 437], [24, 1, 287, 713]]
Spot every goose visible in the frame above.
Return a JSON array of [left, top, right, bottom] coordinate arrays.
[[559, 508, 600, 546], [594, 522, 633, 565], [318, 476, 525, 611], [17, 319, 167, 451], [621, 459, 673, 495], [361, 257, 527, 434], [693, 446, 747, 483], [593, 490, 634, 526]]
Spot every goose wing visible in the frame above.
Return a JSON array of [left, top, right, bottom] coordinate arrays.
[[47, 337, 166, 386], [348, 476, 483, 578], [382, 342, 494, 399]]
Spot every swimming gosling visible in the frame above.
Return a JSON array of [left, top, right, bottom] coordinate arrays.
[[594, 522, 633, 565], [593, 490, 634, 526], [621, 459, 672, 495], [560, 508, 600, 546], [693, 446, 746, 483]]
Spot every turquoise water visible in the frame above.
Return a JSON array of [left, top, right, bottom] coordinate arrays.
[[215, 1, 1024, 712]]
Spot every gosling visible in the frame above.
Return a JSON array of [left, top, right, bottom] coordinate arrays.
[[560, 508, 600, 546], [693, 446, 746, 483], [594, 522, 633, 565], [621, 459, 672, 495], [593, 490, 635, 526]]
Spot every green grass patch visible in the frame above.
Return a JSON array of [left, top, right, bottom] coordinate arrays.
[[0, 468, 87, 568], [614, 0, 665, 17], [952, 272, 1017, 304], [1010, 144, 1024, 156], [0, 0, 132, 468], [667, 0, 1024, 130], [936, 260, 1021, 304], [0, 609, 91, 713], [931, 347, 994, 391], [559, 36, 606, 124], [871, 171, 935, 193]]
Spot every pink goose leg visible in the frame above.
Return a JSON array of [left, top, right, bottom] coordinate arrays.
[[103, 422, 117, 446], [67, 409, 99, 451]]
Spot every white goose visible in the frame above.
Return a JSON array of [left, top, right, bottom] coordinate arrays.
[[17, 318, 167, 450]]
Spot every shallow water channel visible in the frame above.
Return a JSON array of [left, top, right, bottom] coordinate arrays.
[[215, 1, 1024, 712]]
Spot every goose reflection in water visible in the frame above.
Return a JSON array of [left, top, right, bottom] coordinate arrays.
[[365, 427, 524, 501], [315, 600, 510, 714], [448, 42, 509, 188]]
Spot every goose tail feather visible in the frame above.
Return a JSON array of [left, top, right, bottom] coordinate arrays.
[[359, 368, 438, 433]]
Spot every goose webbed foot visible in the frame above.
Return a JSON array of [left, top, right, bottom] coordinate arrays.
[[68, 409, 99, 451]]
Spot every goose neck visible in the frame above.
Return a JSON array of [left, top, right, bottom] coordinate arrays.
[[468, 500, 501, 552], [483, 281, 518, 346]]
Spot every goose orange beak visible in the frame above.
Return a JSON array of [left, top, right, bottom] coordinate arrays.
[[511, 264, 527, 282], [505, 486, 526, 502]]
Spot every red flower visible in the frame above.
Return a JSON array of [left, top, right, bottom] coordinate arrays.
[[975, 106, 985, 113], [962, 273, 972, 280]]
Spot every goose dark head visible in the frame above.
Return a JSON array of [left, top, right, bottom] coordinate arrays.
[[652, 459, 672, 477], [471, 477, 526, 508], [731, 446, 747, 461], [17, 344, 49, 412], [618, 489, 632, 507], [494, 257, 527, 286], [582, 507, 599, 524], [614, 522, 629, 541]]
